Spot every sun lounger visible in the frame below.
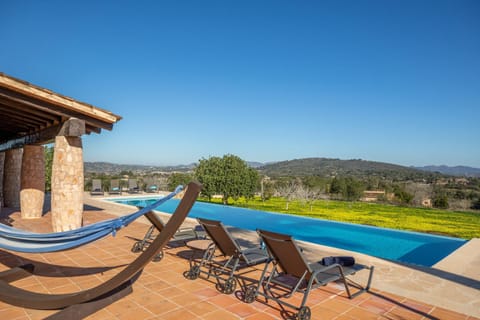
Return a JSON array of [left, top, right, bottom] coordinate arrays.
[[244, 229, 374, 320], [131, 212, 206, 261], [186, 218, 268, 294], [109, 179, 121, 195], [90, 179, 104, 196], [146, 183, 159, 193], [128, 179, 140, 193]]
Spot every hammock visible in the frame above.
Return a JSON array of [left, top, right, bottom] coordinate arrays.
[[0, 185, 184, 253]]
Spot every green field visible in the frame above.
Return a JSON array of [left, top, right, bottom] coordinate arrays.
[[202, 196, 480, 239]]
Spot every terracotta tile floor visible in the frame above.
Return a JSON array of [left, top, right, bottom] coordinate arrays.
[[0, 208, 478, 320]]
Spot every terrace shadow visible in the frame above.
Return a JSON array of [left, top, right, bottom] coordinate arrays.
[[0, 250, 127, 277]]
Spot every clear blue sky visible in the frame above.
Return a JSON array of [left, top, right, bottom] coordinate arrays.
[[1, 1, 479, 167]]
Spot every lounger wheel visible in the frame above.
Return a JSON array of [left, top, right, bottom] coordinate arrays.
[[187, 265, 200, 280], [131, 241, 143, 253], [222, 277, 236, 294], [244, 286, 256, 303], [152, 250, 164, 262], [297, 306, 311, 320]]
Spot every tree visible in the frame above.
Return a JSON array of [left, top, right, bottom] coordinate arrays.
[[393, 184, 414, 204], [167, 172, 193, 191], [195, 156, 223, 201], [119, 170, 133, 177], [260, 177, 275, 202], [329, 177, 345, 196], [296, 184, 320, 211], [242, 165, 259, 202], [405, 182, 433, 207], [276, 180, 299, 210], [343, 177, 365, 201], [329, 177, 364, 201], [301, 176, 329, 191], [471, 198, 480, 210], [194, 154, 258, 204], [365, 177, 380, 190], [44, 145, 54, 192], [433, 192, 449, 209]]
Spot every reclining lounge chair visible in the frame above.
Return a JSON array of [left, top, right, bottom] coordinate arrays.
[[186, 218, 269, 294], [0, 182, 202, 319], [244, 229, 374, 320], [109, 179, 121, 195], [90, 179, 104, 196], [146, 183, 159, 193], [131, 211, 206, 261], [128, 179, 140, 193]]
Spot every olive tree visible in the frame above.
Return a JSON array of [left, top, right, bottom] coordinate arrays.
[[276, 180, 299, 210], [296, 183, 320, 211], [260, 176, 275, 202], [195, 156, 223, 201], [195, 154, 258, 204]]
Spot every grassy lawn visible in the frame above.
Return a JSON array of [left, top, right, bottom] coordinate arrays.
[[202, 196, 480, 239]]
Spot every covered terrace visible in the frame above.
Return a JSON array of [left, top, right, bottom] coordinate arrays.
[[0, 72, 121, 231]]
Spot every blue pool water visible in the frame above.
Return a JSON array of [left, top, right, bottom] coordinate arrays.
[[111, 197, 466, 267]]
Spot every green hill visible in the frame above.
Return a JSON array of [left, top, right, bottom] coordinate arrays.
[[258, 157, 443, 181]]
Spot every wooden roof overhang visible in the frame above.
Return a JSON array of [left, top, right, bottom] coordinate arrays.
[[0, 72, 122, 152]]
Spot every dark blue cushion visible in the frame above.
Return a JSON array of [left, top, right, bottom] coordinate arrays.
[[321, 256, 355, 267]]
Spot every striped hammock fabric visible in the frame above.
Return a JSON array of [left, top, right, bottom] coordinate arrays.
[[0, 185, 183, 253]]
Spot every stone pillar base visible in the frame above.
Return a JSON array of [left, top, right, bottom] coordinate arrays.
[[51, 136, 84, 232], [20, 145, 45, 219], [3, 148, 23, 209]]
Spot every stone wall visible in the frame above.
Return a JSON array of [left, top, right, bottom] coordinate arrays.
[[3, 148, 23, 209], [51, 136, 84, 231], [20, 145, 45, 218]]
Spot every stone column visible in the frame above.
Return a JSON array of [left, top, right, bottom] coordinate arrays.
[[20, 145, 45, 219], [0, 152, 5, 209], [51, 136, 84, 231], [3, 148, 23, 209]]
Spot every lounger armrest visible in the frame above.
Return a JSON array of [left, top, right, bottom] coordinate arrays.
[[310, 262, 371, 284], [173, 228, 197, 240], [178, 227, 194, 232], [241, 246, 266, 254], [310, 263, 344, 276], [241, 247, 269, 265]]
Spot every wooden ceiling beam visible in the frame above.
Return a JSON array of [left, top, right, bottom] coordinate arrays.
[[86, 124, 101, 134], [0, 73, 121, 152], [0, 108, 51, 127], [0, 73, 121, 123], [0, 87, 113, 131], [0, 107, 51, 128], [0, 118, 86, 152], [0, 97, 62, 122]]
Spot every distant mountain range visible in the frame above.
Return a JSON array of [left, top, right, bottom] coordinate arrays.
[[85, 161, 269, 174], [84, 161, 195, 174], [85, 159, 480, 178], [414, 165, 480, 177]]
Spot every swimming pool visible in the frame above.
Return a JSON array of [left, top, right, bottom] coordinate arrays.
[[110, 196, 466, 267]]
